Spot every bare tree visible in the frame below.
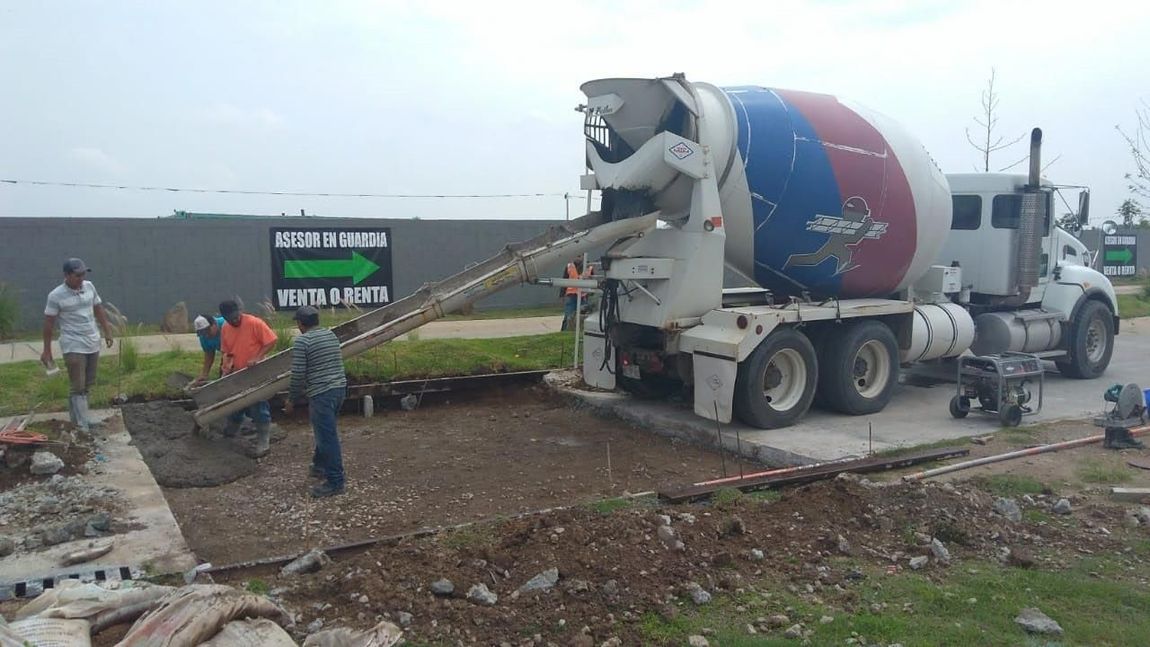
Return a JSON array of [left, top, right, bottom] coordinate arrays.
[[1117, 100, 1150, 200], [966, 68, 1026, 172]]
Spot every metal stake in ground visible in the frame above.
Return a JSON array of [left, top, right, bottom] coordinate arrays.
[[713, 401, 727, 477]]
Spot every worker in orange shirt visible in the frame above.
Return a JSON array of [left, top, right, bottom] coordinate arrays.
[[560, 257, 592, 331], [218, 299, 278, 456]]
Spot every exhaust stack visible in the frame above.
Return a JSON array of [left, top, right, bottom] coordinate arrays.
[[1016, 128, 1045, 292]]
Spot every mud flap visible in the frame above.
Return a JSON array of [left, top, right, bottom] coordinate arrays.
[[692, 352, 736, 423], [582, 327, 616, 390]]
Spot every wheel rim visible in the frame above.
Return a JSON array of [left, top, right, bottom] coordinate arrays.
[[852, 340, 890, 399], [1085, 317, 1107, 364], [761, 348, 807, 411]]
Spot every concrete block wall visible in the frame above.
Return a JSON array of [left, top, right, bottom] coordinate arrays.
[[0, 217, 570, 330]]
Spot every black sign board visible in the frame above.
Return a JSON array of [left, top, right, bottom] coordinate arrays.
[[1102, 234, 1137, 278], [270, 227, 393, 310]]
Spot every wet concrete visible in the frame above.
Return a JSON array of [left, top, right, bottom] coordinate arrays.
[[120, 402, 257, 488]]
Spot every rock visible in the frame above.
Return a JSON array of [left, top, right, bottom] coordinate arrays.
[[1007, 547, 1036, 569], [565, 579, 591, 593], [909, 555, 929, 570], [38, 496, 62, 515], [281, 549, 331, 576], [930, 538, 951, 563], [1135, 507, 1150, 525], [765, 614, 790, 628], [306, 619, 324, 633], [160, 301, 190, 333], [720, 516, 747, 537], [656, 525, 678, 546], [42, 525, 72, 546], [600, 639, 622, 647], [87, 512, 111, 532], [0, 536, 14, 557], [819, 615, 834, 624], [30, 451, 65, 476], [749, 548, 765, 561], [1014, 607, 1063, 635], [430, 578, 455, 596], [601, 580, 619, 597], [1022, 494, 1036, 506], [784, 624, 803, 639], [519, 567, 560, 593], [993, 498, 1022, 522], [24, 533, 43, 550], [837, 534, 851, 555], [688, 636, 710, 647], [846, 568, 866, 581], [395, 611, 413, 627], [467, 583, 498, 606], [687, 583, 711, 605], [1052, 498, 1072, 515], [657, 514, 672, 526]]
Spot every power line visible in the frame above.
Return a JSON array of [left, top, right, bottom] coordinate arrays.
[[0, 178, 579, 199]]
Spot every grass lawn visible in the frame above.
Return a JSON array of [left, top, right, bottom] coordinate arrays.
[[636, 553, 1150, 646], [1117, 293, 1150, 319], [0, 332, 577, 415], [0, 304, 563, 343]]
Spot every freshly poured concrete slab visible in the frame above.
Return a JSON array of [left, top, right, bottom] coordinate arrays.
[[553, 320, 1150, 466], [0, 409, 197, 589]]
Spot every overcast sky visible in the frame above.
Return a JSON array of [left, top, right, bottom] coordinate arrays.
[[1, 0, 1146, 223]]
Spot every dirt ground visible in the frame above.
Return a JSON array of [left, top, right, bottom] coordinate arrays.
[[159, 386, 734, 567], [144, 389, 1150, 645]]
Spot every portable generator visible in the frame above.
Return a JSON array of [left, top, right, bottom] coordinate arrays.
[[948, 352, 1044, 427]]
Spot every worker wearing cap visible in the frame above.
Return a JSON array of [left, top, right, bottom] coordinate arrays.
[[218, 299, 278, 455], [191, 313, 226, 386], [41, 258, 115, 432], [283, 305, 348, 498]]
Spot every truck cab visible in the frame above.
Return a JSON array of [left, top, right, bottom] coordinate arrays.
[[938, 173, 1118, 378]]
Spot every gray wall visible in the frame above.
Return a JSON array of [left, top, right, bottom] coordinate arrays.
[[0, 217, 571, 331]]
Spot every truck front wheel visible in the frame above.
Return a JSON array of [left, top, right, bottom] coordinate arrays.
[[816, 320, 899, 415], [733, 328, 817, 429], [1056, 299, 1114, 379]]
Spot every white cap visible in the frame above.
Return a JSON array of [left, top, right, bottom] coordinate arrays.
[[193, 315, 211, 332]]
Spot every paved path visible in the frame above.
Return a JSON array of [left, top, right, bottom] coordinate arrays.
[[558, 316, 1150, 466], [0, 316, 564, 365]]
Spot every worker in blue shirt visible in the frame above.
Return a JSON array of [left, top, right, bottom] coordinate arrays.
[[191, 313, 226, 385]]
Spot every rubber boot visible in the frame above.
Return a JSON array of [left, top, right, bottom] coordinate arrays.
[[253, 422, 271, 458], [71, 395, 91, 434], [68, 395, 80, 427]]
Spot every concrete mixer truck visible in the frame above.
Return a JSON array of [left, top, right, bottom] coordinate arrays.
[[572, 74, 1117, 429]]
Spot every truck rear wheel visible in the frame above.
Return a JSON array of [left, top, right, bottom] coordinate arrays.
[[733, 328, 817, 429], [816, 320, 899, 415], [1056, 299, 1114, 379]]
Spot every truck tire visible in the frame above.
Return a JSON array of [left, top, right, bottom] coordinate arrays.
[[815, 320, 899, 415], [1056, 299, 1114, 379], [733, 328, 817, 429]]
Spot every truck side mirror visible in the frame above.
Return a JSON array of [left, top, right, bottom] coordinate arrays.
[[1078, 191, 1090, 226]]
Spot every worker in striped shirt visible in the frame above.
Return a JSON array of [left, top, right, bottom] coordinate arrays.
[[282, 305, 349, 498]]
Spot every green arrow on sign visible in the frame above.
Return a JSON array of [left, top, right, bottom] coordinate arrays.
[[284, 251, 380, 285], [1105, 248, 1134, 264]]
